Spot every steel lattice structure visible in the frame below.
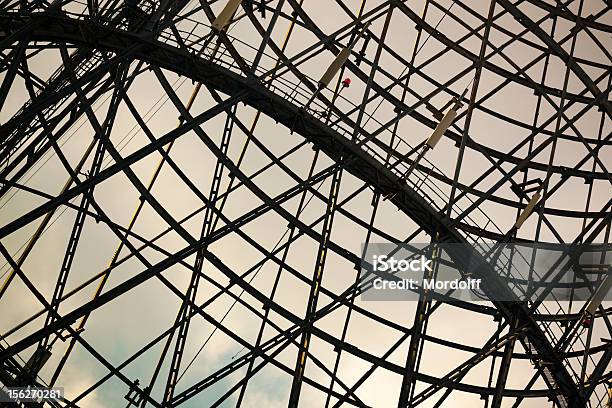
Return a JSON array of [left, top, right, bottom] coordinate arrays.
[[0, 0, 610, 407]]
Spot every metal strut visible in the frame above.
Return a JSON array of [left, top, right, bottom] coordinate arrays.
[[162, 103, 237, 403], [397, 240, 439, 407], [33, 67, 126, 365], [236, 148, 321, 407], [288, 167, 343, 407]]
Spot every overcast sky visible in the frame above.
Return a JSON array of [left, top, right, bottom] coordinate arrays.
[[0, 0, 610, 407]]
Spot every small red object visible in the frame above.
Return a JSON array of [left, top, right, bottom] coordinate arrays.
[[342, 77, 351, 88], [581, 316, 592, 328]]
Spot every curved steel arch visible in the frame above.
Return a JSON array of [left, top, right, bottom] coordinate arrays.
[[0, 11, 588, 407], [496, 0, 612, 116], [0, 1, 609, 407]]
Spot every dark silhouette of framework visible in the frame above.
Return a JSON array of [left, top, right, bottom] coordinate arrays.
[[0, 0, 610, 407]]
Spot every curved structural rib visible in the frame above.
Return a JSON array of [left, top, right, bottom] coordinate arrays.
[[0, 11, 589, 407]]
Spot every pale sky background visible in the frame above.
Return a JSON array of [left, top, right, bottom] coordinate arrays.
[[0, 0, 610, 407]]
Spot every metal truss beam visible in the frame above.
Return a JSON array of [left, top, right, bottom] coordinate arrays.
[[0, 7, 606, 406]]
